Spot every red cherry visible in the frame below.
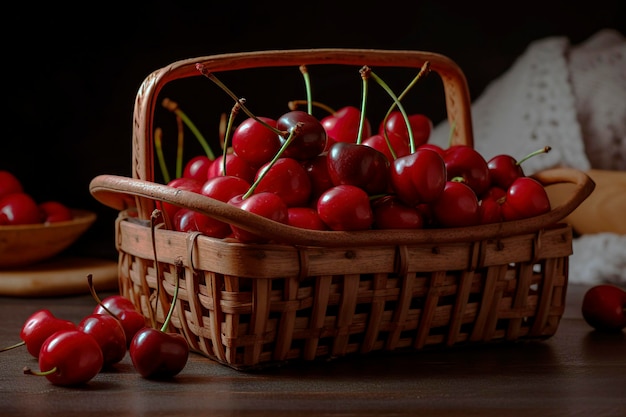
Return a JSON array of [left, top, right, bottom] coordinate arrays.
[[129, 327, 189, 379], [18, 309, 77, 358], [378, 111, 432, 148], [173, 208, 232, 238], [232, 116, 281, 168], [418, 143, 446, 158], [361, 131, 411, 162], [487, 146, 551, 189], [320, 105, 371, 144], [183, 155, 214, 181], [301, 153, 334, 202], [316, 184, 373, 231], [372, 195, 424, 230], [390, 148, 447, 206], [93, 295, 146, 348], [276, 110, 327, 161], [581, 284, 626, 333], [287, 207, 328, 230], [27, 329, 103, 386], [500, 177, 551, 221], [227, 192, 289, 243], [253, 157, 312, 207], [444, 145, 491, 197], [78, 313, 127, 367], [326, 141, 390, 195], [0, 170, 24, 199], [38, 201, 73, 223], [159, 177, 204, 222], [431, 181, 480, 228], [0, 192, 42, 225], [206, 153, 257, 183]]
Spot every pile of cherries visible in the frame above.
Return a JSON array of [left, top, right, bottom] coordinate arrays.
[[160, 102, 553, 243], [0, 170, 73, 225], [1, 278, 188, 386]]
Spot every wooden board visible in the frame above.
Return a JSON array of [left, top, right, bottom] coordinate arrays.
[[0, 257, 118, 297]]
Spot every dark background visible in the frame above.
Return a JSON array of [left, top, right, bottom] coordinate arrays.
[[2, 0, 624, 261]]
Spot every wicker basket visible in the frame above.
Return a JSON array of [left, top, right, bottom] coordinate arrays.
[[89, 49, 595, 370]]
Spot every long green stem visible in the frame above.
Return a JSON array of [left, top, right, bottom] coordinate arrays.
[[221, 100, 243, 176], [162, 98, 216, 160], [154, 128, 171, 183], [175, 115, 184, 179], [357, 66, 371, 145], [299, 65, 313, 115], [161, 259, 182, 333]]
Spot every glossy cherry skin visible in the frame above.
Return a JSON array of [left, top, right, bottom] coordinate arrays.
[[321, 105, 371, 144], [326, 142, 390, 195], [431, 181, 480, 228], [444, 145, 491, 197], [0, 170, 24, 199], [38, 201, 73, 223], [201, 175, 251, 202], [0, 192, 42, 225], [390, 148, 447, 206], [301, 153, 334, 202], [19, 309, 77, 358], [500, 177, 551, 221], [253, 157, 312, 207], [36, 329, 104, 386], [287, 207, 328, 230], [227, 192, 289, 243], [183, 155, 214, 181], [78, 313, 127, 367], [581, 284, 626, 332], [277, 110, 327, 161], [487, 154, 525, 190], [362, 132, 411, 162], [93, 295, 146, 348], [206, 153, 257, 184], [159, 177, 204, 223], [378, 111, 432, 148], [372, 195, 424, 230], [232, 116, 281, 168], [316, 184, 374, 231], [173, 208, 232, 238], [129, 328, 189, 379]]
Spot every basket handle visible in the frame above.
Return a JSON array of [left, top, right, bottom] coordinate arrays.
[[131, 49, 474, 219], [90, 167, 594, 248]]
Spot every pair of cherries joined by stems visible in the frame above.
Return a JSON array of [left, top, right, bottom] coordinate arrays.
[[2, 272, 188, 386]]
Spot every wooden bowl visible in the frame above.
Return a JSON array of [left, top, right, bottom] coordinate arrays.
[[0, 209, 97, 269]]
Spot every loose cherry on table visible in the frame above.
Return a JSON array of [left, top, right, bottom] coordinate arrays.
[[129, 261, 189, 379], [24, 329, 104, 386], [78, 313, 127, 368], [92, 295, 146, 348], [0, 309, 77, 358], [581, 284, 626, 333]]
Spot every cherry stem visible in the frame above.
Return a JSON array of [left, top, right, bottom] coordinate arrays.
[[161, 258, 183, 333], [87, 274, 122, 321], [0, 340, 25, 352], [162, 98, 216, 160], [367, 68, 415, 152], [154, 127, 171, 183], [221, 100, 243, 176], [196, 64, 287, 138], [357, 66, 371, 145], [517, 146, 552, 166], [175, 114, 184, 179], [242, 123, 302, 199], [150, 209, 163, 330], [288, 100, 336, 115], [23, 366, 57, 377], [299, 65, 313, 115]]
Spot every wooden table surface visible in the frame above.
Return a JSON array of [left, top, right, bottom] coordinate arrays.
[[1, 283, 624, 417]]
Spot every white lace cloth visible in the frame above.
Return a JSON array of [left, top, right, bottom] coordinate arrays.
[[430, 29, 626, 285]]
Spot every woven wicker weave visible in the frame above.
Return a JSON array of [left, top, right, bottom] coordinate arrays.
[[89, 49, 594, 370]]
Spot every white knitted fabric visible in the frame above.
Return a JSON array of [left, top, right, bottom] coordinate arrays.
[[431, 29, 626, 285]]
